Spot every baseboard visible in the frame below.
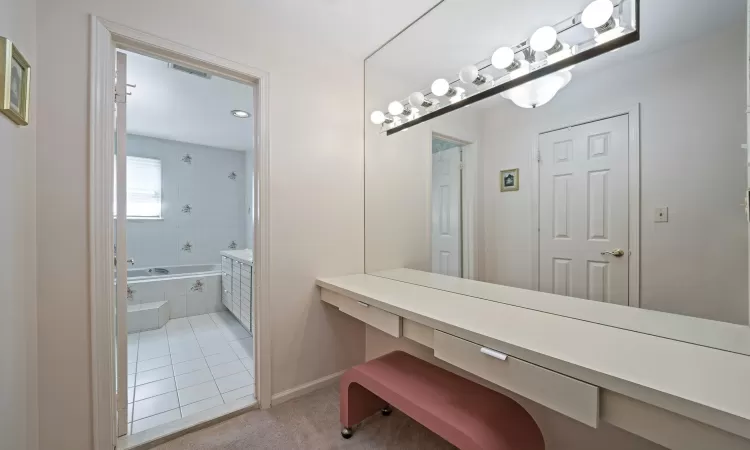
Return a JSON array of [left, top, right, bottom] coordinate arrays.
[[271, 369, 346, 406]]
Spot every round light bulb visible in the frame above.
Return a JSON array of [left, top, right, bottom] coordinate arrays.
[[459, 65, 479, 84], [491, 47, 516, 70], [388, 101, 405, 116], [431, 78, 450, 97], [582, 0, 614, 29], [530, 26, 558, 52], [370, 110, 386, 125], [409, 92, 425, 108]]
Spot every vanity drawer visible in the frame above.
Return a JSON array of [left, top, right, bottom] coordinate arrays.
[[240, 273, 251, 289], [337, 295, 401, 338], [433, 330, 599, 427], [402, 319, 434, 348]]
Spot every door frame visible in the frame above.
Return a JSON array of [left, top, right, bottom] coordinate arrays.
[[431, 132, 478, 280], [89, 16, 272, 448], [529, 104, 641, 307]]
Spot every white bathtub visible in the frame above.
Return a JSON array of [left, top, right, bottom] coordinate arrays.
[[126, 264, 226, 333]]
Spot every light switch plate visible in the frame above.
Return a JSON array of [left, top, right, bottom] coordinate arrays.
[[655, 207, 668, 223]]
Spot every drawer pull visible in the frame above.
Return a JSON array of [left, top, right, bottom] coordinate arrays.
[[480, 347, 508, 361], [223, 289, 229, 294], [357, 301, 370, 308]]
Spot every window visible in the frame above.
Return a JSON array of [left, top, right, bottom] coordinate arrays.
[[114, 156, 163, 219]]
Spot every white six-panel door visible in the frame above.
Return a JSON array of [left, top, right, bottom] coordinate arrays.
[[432, 147, 462, 277], [539, 115, 629, 304]]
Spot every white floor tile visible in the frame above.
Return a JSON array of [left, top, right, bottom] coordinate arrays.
[[205, 351, 238, 367], [175, 367, 214, 390], [177, 380, 220, 406], [132, 391, 179, 421], [170, 348, 205, 365], [209, 359, 246, 380], [137, 343, 170, 361], [220, 326, 250, 342], [135, 365, 174, 386], [131, 408, 181, 434], [127, 373, 135, 388], [172, 357, 208, 376], [215, 370, 253, 394], [127, 362, 137, 375], [128, 333, 139, 346], [133, 377, 176, 402], [127, 344, 138, 364], [127, 401, 133, 422], [169, 340, 202, 355], [200, 341, 233, 357], [188, 315, 216, 331], [221, 385, 254, 403], [127, 387, 134, 403], [229, 338, 253, 359], [240, 357, 254, 375], [139, 327, 167, 339], [180, 395, 224, 417], [136, 355, 171, 373]]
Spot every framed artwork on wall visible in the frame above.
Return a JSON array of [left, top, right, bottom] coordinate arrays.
[[1, 37, 31, 126], [500, 168, 519, 192]]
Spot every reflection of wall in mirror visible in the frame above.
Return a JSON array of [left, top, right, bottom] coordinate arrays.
[[480, 23, 747, 324]]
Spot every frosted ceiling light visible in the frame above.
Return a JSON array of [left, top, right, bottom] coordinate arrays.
[[408, 92, 434, 108], [431, 78, 457, 98], [231, 110, 251, 118], [388, 101, 406, 116], [582, 0, 615, 30], [530, 26, 562, 54], [491, 47, 520, 71], [501, 70, 572, 109]]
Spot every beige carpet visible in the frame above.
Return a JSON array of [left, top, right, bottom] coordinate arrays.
[[154, 386, 456, 449]]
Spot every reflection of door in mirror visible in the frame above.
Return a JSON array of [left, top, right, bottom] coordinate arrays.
[[538, 115, 631, 305], [431, 136, 463, 277]]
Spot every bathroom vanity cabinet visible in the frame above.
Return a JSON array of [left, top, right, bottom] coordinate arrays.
[[221, 250, 253, 333]]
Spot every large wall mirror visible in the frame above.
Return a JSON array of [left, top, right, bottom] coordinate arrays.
[[365, 0, 750, 353]]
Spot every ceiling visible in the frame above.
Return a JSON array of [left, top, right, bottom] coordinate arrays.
[[125, 50, 255, 152]]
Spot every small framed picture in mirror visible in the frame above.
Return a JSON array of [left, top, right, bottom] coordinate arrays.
[[500, 169, 519, 192], [1, 37, 31, 126]]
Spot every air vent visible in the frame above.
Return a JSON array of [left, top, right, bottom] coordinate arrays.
[[168, 63, 212, 80]]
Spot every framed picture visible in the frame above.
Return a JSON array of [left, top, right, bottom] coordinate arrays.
[[1, 37, 31, 126], [500, 168, 519, 192]]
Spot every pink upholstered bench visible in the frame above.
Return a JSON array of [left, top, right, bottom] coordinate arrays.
[[340, 351, 545, 450]]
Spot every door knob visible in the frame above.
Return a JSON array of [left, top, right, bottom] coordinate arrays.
[[601, 249, 625, 257]]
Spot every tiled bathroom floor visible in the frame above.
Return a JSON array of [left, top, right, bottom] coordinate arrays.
[[125, 312, 255, 435]]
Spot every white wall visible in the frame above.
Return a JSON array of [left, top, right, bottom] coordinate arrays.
[[0, 0, 38, 449], [479, 24, 748, 324], [36, 1, 365, 448], [126, 134, 247, 268]]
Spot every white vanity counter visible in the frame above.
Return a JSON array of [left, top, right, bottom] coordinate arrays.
[[317, 274, 750, 449], [220, 249, 253, 265]]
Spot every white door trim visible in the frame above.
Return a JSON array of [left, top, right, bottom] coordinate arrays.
[[89, 16, 272, 448], [530, 105, 641, 307]]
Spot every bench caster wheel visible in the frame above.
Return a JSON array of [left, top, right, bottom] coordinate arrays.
[[381, 405, 393, 416], [341, 427, 353, 439]]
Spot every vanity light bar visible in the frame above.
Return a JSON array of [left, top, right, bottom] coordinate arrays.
[[370, 0, 639, 135]]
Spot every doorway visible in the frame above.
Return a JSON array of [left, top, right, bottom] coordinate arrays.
[[90, 17, 271, 449], [532, 108, 640, 306], [431, 133, 476, 279]]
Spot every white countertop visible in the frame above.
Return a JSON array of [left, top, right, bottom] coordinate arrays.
[[220, 249, 253, 264], [317, 274, 750, 440]]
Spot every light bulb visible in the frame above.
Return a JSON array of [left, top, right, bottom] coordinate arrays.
[[491, 47, 516, 70], [530, 26, 559, 53], [370, 111, 386, 125], [388, 101, 405, 116], [582, 0, 614, 30], [459, 65, 479, 84], [431, 78, 458, 98], [409, 92, 433, 108]]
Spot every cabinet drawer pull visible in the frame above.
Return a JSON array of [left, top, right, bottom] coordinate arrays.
[[223, 289, 230, 294], [357, 301, 370, 308], [480, 347, 508, 361]]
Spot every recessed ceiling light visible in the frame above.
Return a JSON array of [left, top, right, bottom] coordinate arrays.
[[231, 110, 251, 118]]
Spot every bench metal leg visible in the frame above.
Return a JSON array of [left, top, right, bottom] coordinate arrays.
[[341, 427, 353, 439]]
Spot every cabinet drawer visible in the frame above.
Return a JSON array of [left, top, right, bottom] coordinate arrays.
[[240, 265, 251, 278], [403, 319, 434, 348], [433, 330, 599, 427], [337, 295, 401, 338], [240, 285, 251, 301], [240, 273, 251, 288]]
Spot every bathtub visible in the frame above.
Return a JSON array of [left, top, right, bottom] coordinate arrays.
[[126, 264, 226, 333]]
